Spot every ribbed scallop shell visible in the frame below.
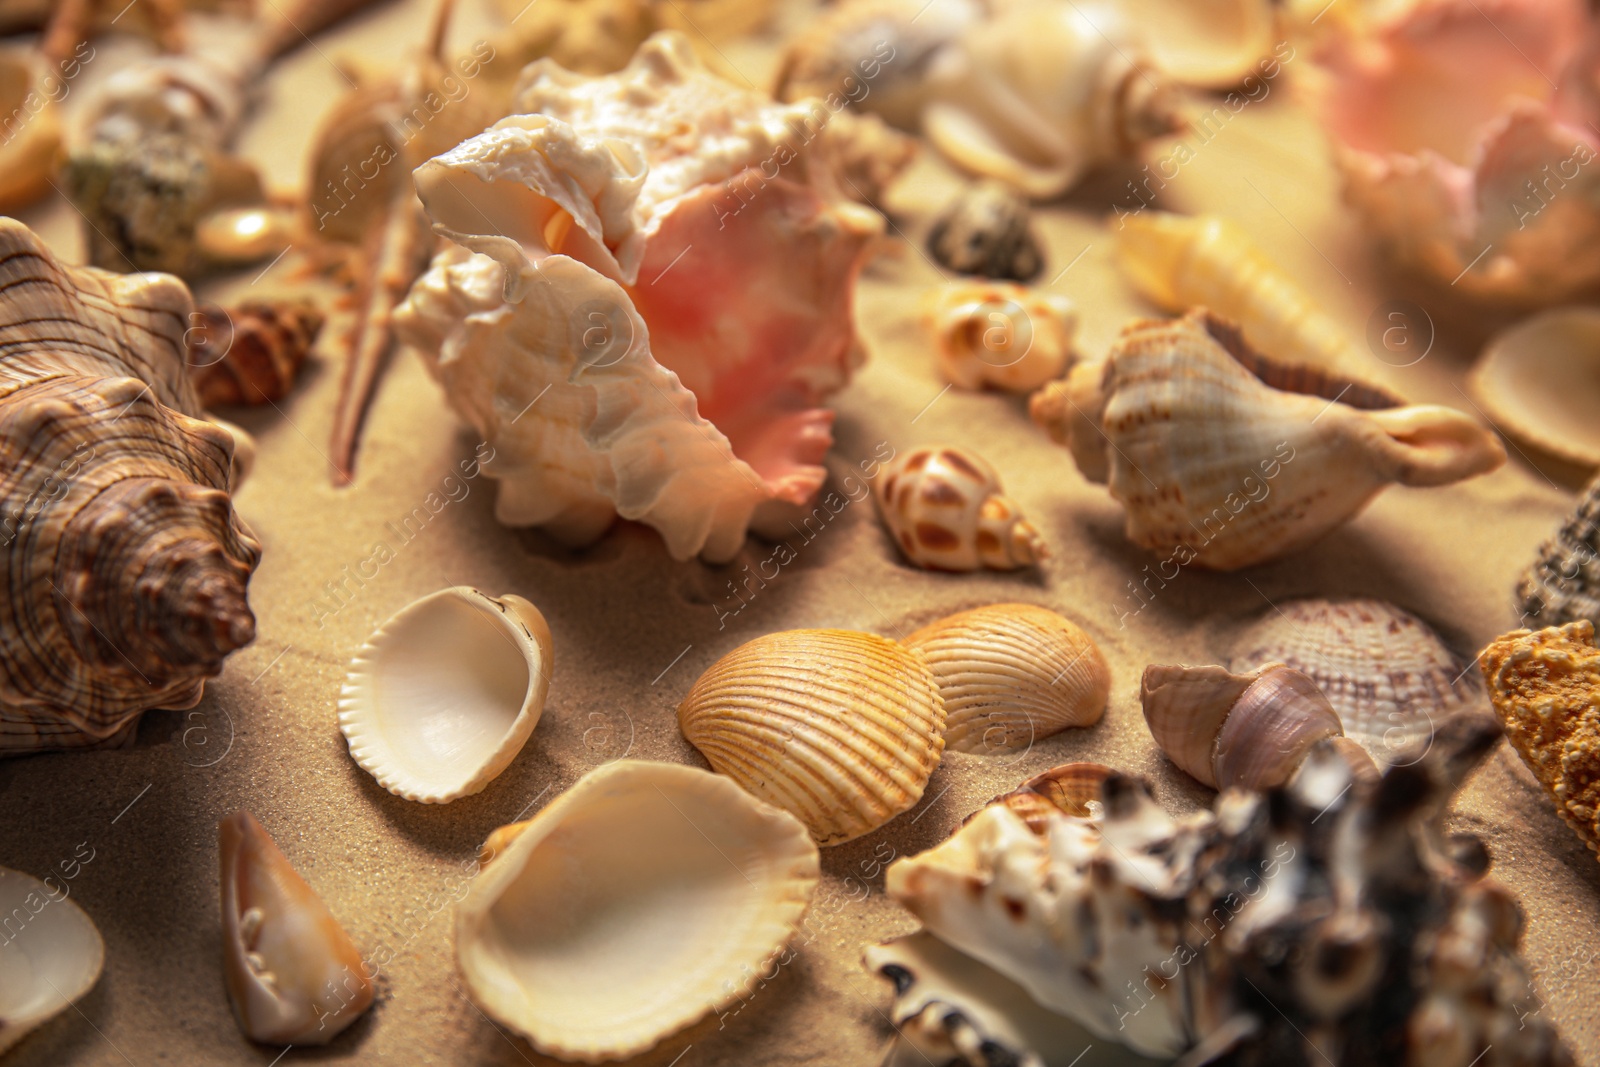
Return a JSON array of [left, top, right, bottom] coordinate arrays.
[[338, 587, 553, 803], [1228, 598, 1482, 767], [456, 761, 819, 1062], [905, 604, 1108, 754], [874, 446, 1046, 572], [0, 865, 104, 1055], [1517, 472, 1600, 629], [677, 629, 945, 845]]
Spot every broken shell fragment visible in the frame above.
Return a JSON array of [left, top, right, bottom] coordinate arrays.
[[905, 604, 1109, 754], [456, 760, 819, 1062], [1141, 661, 1377, 790], [0, 865, 105, 1056], [1029, 309, 1505, 570], [928, 181, 1044, 282], [220, 811, 373, 1045], [1517, 473, 1600, 629], [927, 282, 1076, 394], [1479, 621, 1600, 856], [337, 587, 553, 804], [1470, 307, 1600, 468], [677, 629, 945, 845], [874, 446, 1046, 572]]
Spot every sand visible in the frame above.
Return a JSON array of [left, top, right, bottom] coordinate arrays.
[[3, 2, 1598, 1065]]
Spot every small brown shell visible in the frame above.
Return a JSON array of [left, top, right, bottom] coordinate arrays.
[[874, 446, 1046, 571], [981, 762, 1114, 832], [1517, 472, 1600, 629], [189, 300, 323, 407], [905, 604, 1109, 754], [927, 281, 1076, 393], [928, 181, 1044, 282], [677, 629, 946, 845]]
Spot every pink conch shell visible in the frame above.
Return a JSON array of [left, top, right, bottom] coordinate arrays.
[[1313, 0, 1600, 302], [395, 33, 883, 562]]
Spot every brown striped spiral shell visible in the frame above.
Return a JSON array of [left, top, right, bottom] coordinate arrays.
[[0, 219, 260, 754], [874, 445, 1046, 571], [188, 300, 323, 407]]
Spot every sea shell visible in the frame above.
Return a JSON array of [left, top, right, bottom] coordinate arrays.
[[928, 181, 1044, 283], [194, 206, 297, 266], [677, 628, 945, 845], [1470, 308, 1600, 468], [0, 50, 64, 214], [188, 300, 323, 408], [220, 811, 374, 1045], [927, 282, 1076, 393], [905, 604, 1109, 754], [1479, 621, 1600, 856], [876, 717, 1572, 1066], [394, 33, 883, 562], [1517, 473, 1600, 629], [1227, 597, 1485, 767], [874, 446, 1046, 571], [0, 865, 105, 1056], [1115, 0, 1277, 90], [809, 108, 918, 207], [981, 761, 1114, 831], [1311, 0, 1600, 302], [338, 587, 553, 804], [0, 219, 260, 756], [1114, 211, 1359, 374], [456, 760, 819, 1062], [1028, 309, 1505, 570], [1141, 661, 1378, 789]]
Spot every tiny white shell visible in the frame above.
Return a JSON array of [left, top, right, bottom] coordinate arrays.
[[338, 587, 553, 803], [0, 866, 105, 1055], [928, 282, 1076, 393], [874, 446, 1046, 572], [456, 760, 819, 1062]]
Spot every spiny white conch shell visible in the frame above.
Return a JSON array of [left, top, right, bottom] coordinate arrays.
[[0, 50, 62, 213], [927, 282, 1076, 393], [677, 629, 945, 845], [337, 587, 553, 804], [1028, 309, 1506, 570], [456, 760, 819, 1062], [0, 865, 105, 1055], [1470, 308, 1600, 468], [1115, 211, 1360, 374], [1517, 473, 1600, 629], [1311, 0, 1600, 302], [394, 33, 883, 563], [905, 604, 1109, 754], [874, 445, 1046, 571], [1141, 661, 1378, 790], [1228, 597, 1484, 766], [0, 218, 260, 755], [219, 811, 374, 1045]]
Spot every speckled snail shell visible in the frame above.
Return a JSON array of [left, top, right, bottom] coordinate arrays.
[[928, 181, 1044, 282], [873, 445, 1046, 571], [0, 219, 259, 755], [927, 281, 1076, 393]]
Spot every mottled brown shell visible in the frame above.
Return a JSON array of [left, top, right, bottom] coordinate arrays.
[[189, 300, 323, 407], [928, 181, 1044, 282], [874, 445, 1046, 571]]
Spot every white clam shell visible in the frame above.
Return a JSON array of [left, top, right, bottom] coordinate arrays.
[[455, 760, 820, 1063], [338, 587, 553, 804], [1470, 307, 1600, 468], [0, 866, 104, 1055]]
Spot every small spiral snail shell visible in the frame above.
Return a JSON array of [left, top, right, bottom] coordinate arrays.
[[874, 445, 1046, 571], [927, 281, 1076, 393], [928, 181, 1044, 282], [187, 300, 323, 408]]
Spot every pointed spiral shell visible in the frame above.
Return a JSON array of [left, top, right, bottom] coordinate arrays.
[[874, 446, 1046, 571]]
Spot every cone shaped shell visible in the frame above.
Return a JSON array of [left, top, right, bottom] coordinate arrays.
[[0, 865, 104, 1055], [906, 604, 1109, 754], [338, 587, 553, 803], [677, 629, 945, 845], [219, 811, 373, 1045], [455, 761, 819, 1062], [874, 446, 1046, 572]]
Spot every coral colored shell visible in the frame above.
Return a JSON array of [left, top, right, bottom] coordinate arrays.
[[928, 181, 1044, 283], [0, 865, 105, 1055], [927, 281, 1076, 393], [1480, 621, 1600, 855], [905, 604, 1108, 754], [1470, 308, 1600, 468], [338, 587, 553, 804], [874, 446, 1046, 572], [1311, 0, 1600, 303], [0, 219, 260, 755], [1115, 211, 1359, 374], [395, 33, 882, 563], [188, 300, 323, 407], [456, 760, 819, 1062], [220, 811, 374, 1045], [677, 629, 945, 845], [1518, 473, 1600, 629], [1029, 309, 1505, 570], [1228, 597, 1483, 766]]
